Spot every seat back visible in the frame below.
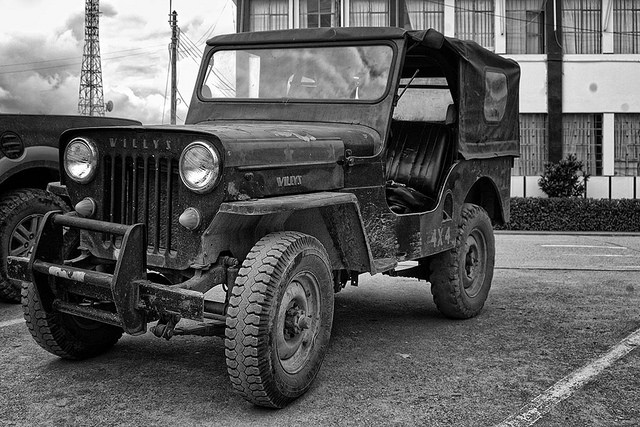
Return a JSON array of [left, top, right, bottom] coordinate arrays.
[[385, 121, 453, 198]]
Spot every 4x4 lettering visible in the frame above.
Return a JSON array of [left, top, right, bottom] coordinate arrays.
[[429, 227, 451, 247]]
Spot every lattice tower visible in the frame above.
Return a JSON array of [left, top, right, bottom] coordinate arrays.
[[78, 0, 105, 116]]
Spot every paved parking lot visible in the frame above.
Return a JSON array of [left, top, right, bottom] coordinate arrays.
[[1, 233, 639, 426]]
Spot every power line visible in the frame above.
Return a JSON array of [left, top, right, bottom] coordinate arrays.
[[0, 49, 165, 75], [0, 45, 166, 69]]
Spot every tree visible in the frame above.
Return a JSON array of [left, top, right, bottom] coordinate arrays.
[[538, 154, 590, 198]]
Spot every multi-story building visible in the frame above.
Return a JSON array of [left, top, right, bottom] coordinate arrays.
[[233, 0, 640, 198]]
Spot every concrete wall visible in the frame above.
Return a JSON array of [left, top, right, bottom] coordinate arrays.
[[563, 57, 640, 114]]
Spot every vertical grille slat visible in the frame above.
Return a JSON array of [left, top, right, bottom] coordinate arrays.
[[165, 159, 173, 255], [103, 153, 178, 255], [120, 156, 127, 225], [143, 156, 149, 230], [109, 156, 116, 223], [131, 157, 138, 223], [153, 157, 161, 253]]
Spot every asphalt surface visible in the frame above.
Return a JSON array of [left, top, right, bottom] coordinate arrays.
[[1, 233, 639, 426]]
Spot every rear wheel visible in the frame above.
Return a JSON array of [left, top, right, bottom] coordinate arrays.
[[429, 203, 495, 319], [0, 189, 69, 303], [225, 231, 334, 408]]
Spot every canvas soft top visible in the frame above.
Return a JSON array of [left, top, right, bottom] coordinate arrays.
[[207, 27, 520, 159]]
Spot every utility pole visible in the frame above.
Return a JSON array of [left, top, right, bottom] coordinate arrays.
[[170, 10, 178, 124], [78, 0, 105, 116]]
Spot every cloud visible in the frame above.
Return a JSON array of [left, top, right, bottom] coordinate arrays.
[[0, 1, 236, 124], [63, 13, 86, 42], [100, 3, 118, 18]]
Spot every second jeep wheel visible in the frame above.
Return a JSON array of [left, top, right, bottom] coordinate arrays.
[[225, 231, 334, 408], [429, 203, 495, 319], [0, 189, 69, 303]]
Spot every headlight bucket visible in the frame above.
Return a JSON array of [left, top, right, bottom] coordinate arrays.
[[64, 138, 98, 184], [179, 141, 220, 194]]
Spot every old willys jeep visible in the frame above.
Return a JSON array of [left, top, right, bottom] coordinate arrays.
[[8, 27, 519, 408]]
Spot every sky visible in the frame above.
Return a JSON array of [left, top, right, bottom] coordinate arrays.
[[0, 0, 236, 124]]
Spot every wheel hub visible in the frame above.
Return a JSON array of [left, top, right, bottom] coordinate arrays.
[[464, 244, 479, 283], [462, 230, 486, 296], [276, 272, 320, 374], [284, 304, 309, 338], [9, 214, 43, 258]]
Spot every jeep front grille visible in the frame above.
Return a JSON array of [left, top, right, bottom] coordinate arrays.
[[103, 154, 179, 254]]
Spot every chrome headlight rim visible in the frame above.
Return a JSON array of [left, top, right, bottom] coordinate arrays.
[[179, 140, 221, 194], [63, 137, 99, 184]]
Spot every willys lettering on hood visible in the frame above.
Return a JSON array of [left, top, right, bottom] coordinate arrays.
[[108, 138, 172, 150]]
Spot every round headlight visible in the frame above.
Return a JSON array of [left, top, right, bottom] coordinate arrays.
[[64, 138, 98, 184], [179, 141, 220, 193]]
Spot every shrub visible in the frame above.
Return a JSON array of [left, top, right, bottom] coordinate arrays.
[[538, 154, 590, 198], [500, 197, 640, 232]]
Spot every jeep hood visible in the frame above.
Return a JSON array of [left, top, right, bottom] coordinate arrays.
[[181, 121, 379, 199]]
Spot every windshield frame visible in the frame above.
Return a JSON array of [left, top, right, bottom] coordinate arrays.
[[196, 40, 398, 105]]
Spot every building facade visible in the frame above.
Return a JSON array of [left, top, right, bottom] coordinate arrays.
[[234, 0, 640, 198]]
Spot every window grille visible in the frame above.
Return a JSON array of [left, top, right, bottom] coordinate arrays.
[[300, 0, 340, 27], [563, 114, 603, 175], [614, 114, 640, 176], [455, 0, 495, 51], [614, 0, 640, 53], [505, 0, 545, 54], [404, 0, 444, 31], [249, 0, 289, 31], [513, 114, 547, 176], [562, 0, 601, 54], [350, 0, 390, 26]]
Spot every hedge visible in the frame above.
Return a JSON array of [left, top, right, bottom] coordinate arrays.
[[498, 197, 640, 232]]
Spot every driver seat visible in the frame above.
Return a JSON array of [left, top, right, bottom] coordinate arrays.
[[385, 105, 456, 214]]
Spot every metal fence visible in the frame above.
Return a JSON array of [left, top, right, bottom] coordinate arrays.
[[614, 114, 640, 176], [512, 114, 547, 176]]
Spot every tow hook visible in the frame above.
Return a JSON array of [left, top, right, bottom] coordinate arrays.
[[151, 313, 181, 340]]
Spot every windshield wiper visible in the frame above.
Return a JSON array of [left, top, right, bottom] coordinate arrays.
[[394, 69, 420, 106]]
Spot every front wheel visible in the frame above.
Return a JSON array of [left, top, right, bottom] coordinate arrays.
[[22, 281, 123, 359], [225, 231, 334, 408], [429, 203, 495, 319]]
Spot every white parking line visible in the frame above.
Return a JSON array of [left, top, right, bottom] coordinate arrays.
[[541, 245, 627, 250], [495, 327, 640, 427], [563, 254, 636, 257], [0, 318, 24, 328]]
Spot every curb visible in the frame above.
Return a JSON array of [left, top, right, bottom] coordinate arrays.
[[495, 230, 640, 237]]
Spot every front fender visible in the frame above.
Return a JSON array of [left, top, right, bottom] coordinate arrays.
[[201, 192, 374, 273], [0, 145, 58, 187]]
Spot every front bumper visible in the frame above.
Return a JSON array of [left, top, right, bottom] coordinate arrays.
[[7, 211, 205, 335]]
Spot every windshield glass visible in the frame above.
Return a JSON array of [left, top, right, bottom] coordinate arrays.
[[201, 45, 394, 101]]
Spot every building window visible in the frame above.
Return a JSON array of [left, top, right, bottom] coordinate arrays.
[[562, 0, 601, 54], [505, 0, 545, 54], [350, 0, 390, 26], [248, 0, 289, 31], [404, 0, 444, 31], [614, 0, 640, 53], [455, 0, 495, 51], [614, 114, 640, 176], [563, 114, 603, 175], [513, 114, 547, 176], [300, 0, 340, 27]]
